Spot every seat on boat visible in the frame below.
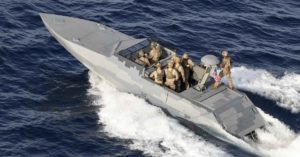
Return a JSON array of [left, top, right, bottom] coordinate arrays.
[[193, 66, 210, 91], [193, 65, 206, 81]]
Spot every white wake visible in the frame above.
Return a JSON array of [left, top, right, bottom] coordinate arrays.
[[88, 65, 300, 157], [230, 66, 300, 113], [88, 72, 231, 157], [254, 110, 300, 157], [220, 66, 300, 157]]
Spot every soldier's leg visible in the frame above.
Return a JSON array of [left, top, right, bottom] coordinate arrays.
[[175, 80, 180, 92], [184, 70, 190, 89], [213, 82, 219, 89], [226, 74, 233, 89]]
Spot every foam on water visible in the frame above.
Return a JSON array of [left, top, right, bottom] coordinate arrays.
[[207, 108, 300, 157], [88, 72, 230, 157], [230, 66, 300, 113], [221, 66, 300, 157], [255, 110, 300, 157], [88, 67, 300, 157]]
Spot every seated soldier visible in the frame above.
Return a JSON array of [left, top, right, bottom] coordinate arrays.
[[135, 50, 150, 67], [181, 52, 194, 89], [148, 42, 161, 63], [164, 61, 179, 90], [150, 63, 164, 85], [174, 57, 185, 92]]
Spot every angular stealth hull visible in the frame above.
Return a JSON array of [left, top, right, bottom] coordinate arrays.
[[40, 13, 265, 139]]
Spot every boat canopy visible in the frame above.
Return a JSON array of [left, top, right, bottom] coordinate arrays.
[[118, 38, 150, 58]]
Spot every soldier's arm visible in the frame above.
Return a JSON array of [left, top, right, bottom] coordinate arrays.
[[174, 70, 179, 80], [150, 71, 155, 79], [145, 58, 151, 66], [227, 58, 231, 67], [188, 59, 195, 67], [148, 50, 154, 59], [180, 67, 185, 81]]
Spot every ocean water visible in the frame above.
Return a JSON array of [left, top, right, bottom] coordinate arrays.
[[0, 0, 300, 157]]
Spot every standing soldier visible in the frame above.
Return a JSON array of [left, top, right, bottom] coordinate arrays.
[[220, 50, 233, 89], [165, 61, 179, 90], [174, 57, 185, 92], [150, 63, 164, 85], [181, 52, 194, 89]]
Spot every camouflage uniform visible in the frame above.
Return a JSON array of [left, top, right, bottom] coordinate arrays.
[[220, 56, 233, 89], [165, 62, 179, 90], [150, 64, 164, 85], [181, 53, 194, 89]]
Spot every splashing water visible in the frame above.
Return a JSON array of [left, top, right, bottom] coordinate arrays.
[[254, 110, 300, 157], [88, 72, 231, 157], [231, 66, 300, 113], [88, 66, 300, 157], [220, 66, 300, 157]]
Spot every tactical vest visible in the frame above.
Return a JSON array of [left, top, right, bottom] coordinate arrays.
[[222, 57, 232, 74], [156, 71, 163, 81], [166, 69, 175, 79]]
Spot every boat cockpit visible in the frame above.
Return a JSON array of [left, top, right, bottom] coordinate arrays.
[[118, 38, 219, 93]]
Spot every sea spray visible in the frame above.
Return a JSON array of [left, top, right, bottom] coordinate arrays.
[[89, 69, 300, 157], [88, 72, 231, 157], [231, 66, 300, 113]]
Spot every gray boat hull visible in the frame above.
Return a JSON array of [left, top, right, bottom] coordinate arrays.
[[40, 13, 265, 139]]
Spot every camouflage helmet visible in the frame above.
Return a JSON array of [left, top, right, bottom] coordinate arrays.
[[151, 42, 157, 48], [138, 50, 145, 57], [156, 63, 162, 68], [222, 50, 228, 57], [168, 61, 174, 68], [171, 53, 177, 60], [156, 43, 161, 49], [174, 56, 181, 63], [182, 52, 189, 59]]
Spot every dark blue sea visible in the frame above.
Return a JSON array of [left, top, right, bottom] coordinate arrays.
[[1, 0, 300, 157]]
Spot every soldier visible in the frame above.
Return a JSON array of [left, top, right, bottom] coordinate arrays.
[[150, 63, 164, 85], [148, 42, 161, 63], [165, 61, 179, 90], [135, 50, 150, 67], [171, 53, 177, 63], [181, 52, 194, 89], [174, 57, 185, 92], [220, 50, 233, 89]]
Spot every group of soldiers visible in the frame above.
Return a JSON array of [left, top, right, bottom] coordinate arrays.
[[135, 42, 161, 67], [136, 42, 233, 91], [150, 52, 194, 91]]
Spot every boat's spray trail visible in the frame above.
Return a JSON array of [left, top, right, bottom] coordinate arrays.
[[221, 66, 300, 157], [88, 72, 231, 157], [230, 66, 300, 113], [254, 110, 300, 157], [88, 67, 300, 157], [208, 108, 300, 157]]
